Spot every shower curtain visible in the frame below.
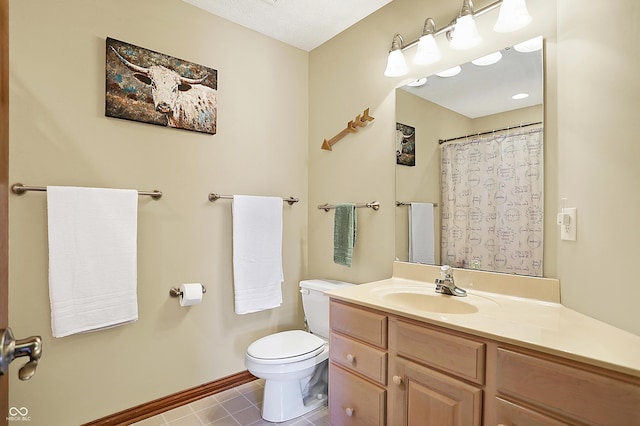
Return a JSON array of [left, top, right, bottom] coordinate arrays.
[[440, 127, 544, 276]]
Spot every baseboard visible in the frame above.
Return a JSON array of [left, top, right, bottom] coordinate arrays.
[[83, 370, 257, 426]]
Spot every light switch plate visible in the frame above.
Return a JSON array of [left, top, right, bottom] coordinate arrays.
[[560, 207, 577, 241]]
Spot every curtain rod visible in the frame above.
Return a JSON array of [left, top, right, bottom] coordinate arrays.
[[438, 121, 543, 145]]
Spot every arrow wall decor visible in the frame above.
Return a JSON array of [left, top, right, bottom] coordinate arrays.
[[321, 108, 375, 151]]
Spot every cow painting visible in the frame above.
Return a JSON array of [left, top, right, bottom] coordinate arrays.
[[396, 122, 415, 166], [106, 37, 217, 135]]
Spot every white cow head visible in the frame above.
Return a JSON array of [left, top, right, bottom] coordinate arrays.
[[110, 46, 208, 116]]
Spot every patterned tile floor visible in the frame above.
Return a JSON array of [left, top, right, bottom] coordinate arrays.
[[131, 380, 329, 426]]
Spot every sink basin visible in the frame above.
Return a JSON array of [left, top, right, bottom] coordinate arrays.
[[372, 285, 498, 315], [382, 292, 479, 314]]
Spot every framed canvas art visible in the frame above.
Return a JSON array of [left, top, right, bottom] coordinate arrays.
[[396, 122, 415, 166], [106, 37, 218, 135]]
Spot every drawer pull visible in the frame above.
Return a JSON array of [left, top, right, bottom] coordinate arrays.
[[392, 375, 403, 385], [345, 407, 355, 417], [346, 353, 356, 363]]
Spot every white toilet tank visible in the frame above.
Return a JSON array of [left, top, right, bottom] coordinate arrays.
[[300, 279, 354, 340]]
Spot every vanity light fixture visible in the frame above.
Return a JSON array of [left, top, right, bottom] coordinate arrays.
[[384, 34, 408, 77], [449, 0, 482, 50], [414, 18, 441, 65], [383, 0, 532, 77], [471, 51, 503, 66]]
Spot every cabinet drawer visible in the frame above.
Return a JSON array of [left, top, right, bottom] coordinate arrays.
[[495, 397, 567, 426], [330, 333, 387, 384], [330, 301, 387, 348], [329, 363, 386, 426], [390, 319, 485, 384], [497, 348, 640, 425]]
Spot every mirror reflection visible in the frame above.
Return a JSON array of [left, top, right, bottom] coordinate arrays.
[[395, 37, 544, 276]]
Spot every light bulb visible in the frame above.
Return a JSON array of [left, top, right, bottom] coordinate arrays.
[[494, 0, 533, 33], [384, 49, 408, 77], [414, 34, 441, 65], [450, 15, 482, 50]]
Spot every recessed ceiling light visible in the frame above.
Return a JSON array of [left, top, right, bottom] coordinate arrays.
[[472, 51, 503, 66], [436, 66, 462, 77], [514, 36, 543, 53], [407, 77, 428, 87], [512, 93, 529, 100]]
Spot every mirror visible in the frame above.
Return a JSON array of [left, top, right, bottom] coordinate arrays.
[[395, 37, 544, 276]]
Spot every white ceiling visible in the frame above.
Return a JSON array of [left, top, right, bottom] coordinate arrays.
[[182, 0, 393, 51]]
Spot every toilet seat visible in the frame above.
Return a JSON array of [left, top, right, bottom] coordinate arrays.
[[247, 330, 326, 364]]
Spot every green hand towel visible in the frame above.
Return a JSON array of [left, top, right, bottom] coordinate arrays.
[[334, 203, 357, 267]]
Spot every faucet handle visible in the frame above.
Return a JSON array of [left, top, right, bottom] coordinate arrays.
[[440, 265, 453, 279]]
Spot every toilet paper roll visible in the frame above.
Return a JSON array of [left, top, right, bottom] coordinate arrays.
[[180, 283, 203, 307]]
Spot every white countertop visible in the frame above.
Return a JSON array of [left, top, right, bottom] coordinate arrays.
[[326, 264, 640, 378]]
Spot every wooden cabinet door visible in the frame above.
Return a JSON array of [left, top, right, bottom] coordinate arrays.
[[329, 362, 386, 426], [389, 357, 482, 426]]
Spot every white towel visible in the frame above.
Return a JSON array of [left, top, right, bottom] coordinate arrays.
[[47, 186, 139, 337], [232, 195, 284, 314], [409, 202, 435, 265]]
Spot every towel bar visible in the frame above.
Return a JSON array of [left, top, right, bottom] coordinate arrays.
[[396, 201, 438, 207], [208, 193, 299, 205], [11, 183, 162, 200], [317, 201, 380, 212]]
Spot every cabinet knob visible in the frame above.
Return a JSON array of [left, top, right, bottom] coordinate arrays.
[[392, 375, 403, 385], [345, 407, 354, 417], [346, 353, 355, 363]]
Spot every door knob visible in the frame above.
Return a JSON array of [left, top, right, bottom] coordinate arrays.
[[0, 328, 43, 381]]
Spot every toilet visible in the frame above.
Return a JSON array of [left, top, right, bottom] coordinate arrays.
[[244, 279, 354, 422]]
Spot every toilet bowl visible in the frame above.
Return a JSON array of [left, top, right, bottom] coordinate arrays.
[[244, 279, 353, 422]]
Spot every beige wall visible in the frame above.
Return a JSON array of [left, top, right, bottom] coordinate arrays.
[[9, 0, 308, 424], [555, 0, 640, 333]]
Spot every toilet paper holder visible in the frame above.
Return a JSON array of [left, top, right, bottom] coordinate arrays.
[[169, 284, 207, 298]]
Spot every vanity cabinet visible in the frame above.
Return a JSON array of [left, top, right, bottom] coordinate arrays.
[[329, 300, 388, 425], [329, 299, 640, 426]]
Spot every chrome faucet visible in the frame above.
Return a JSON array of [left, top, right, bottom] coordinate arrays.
[[434, 265, 467, 297]]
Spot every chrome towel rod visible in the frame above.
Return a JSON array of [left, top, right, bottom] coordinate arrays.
[[396, 201, 438, 207], [208, 193, 299, 205], [11, 183, 163, 200], [318, 201, 380, 212]]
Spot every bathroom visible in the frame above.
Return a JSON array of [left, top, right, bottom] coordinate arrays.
[[2, 0, 639, 424]]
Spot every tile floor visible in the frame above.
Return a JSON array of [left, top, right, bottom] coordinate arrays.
[[131, 380, 329, 426]]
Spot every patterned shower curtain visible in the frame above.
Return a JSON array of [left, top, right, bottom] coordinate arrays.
[[440, 127, 544, 276]]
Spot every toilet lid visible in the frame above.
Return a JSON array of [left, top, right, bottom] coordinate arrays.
[[247, 330, 325, 360]]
